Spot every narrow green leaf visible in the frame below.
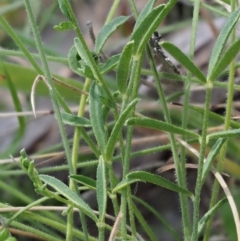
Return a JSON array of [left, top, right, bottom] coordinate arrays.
[[188, 104, 240, 129], [127, 171, 194, 200], [57, 0, 71, 20], [131, 4, 164, 53], [198, 198, 227, 235], [94, 16, 130, 54], [96, 156, 107, 222], [70, 175, 96, 190], [133, 196, 181, 241], [116, 41, 134, 94], [132, 203, 158, 241], [126, 117, 200, 139], [53, 21, 74, 31], [99, 54, 120, 74], [61, 112, 91, 127], [207, 8, 240, 77], [89, 82, 107, 153], [39, 174, 97, 221], [133, 0, 157, 31], [106, 99, 139, 160], [201, 138, 226, 184], [208, 39, 240, 82], [131, 0, 177, 54], [207, 128, 240, 141], [161, 41, 206, 84]]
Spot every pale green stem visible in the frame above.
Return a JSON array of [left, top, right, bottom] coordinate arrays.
[[105, 0, 121, 24], [180, 0, 202, 237], [203, 2, 236, 240], [191, 87, 212, 241], [23, 1, 87, 241], [66, 78, 92, 241]]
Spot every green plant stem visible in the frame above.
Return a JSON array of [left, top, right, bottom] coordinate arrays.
[[62, 1, 125, 238], [187, 0, 229, 17], [180, 73, 191, 236], [191, 86, 212, 241], [181, 0, 202, 238], [146, 41, 192, 240], [67, 77, 91, 241], [105, 0, 121, 24], [23, 0, 73, 174], [120, 53, 144, 239], [127, 187, 136, 237], [63, 0, 117, 113], [203, 2, 236, 240], [23, 1, 87, 240]]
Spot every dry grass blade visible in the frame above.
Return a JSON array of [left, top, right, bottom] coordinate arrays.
[[108, 211, 123, 241], [31, 75, 52, 118], [157, 163, 198, 173]]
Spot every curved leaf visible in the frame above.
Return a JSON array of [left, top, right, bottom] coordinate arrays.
[[161, 41, 206, 84], [198, 198, 227, 235], [126, 117, 200, 139], [39, 174, 97, 221], [116, 40, 134, 94], [94, 16, 130, 54], [105, 98, 139, 160], [89, 82, 107, 153], [53, 21, 74, 31], [207, 8, 240, 77], [131, 0, 177, 54], [68, 45, 85, 76], [61, 112, 91, 127], [208, 39, 240, 82]]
